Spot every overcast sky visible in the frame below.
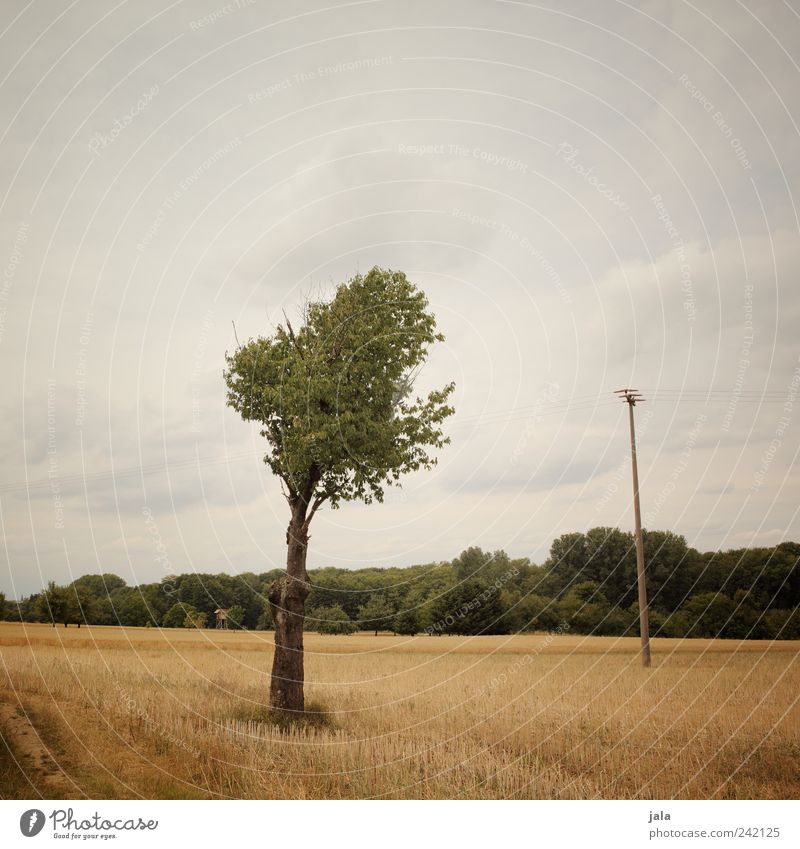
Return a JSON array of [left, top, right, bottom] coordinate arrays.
[[1, 0, 799, 597]]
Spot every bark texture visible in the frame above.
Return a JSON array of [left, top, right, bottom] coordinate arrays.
[[268, 503, 312, 715]]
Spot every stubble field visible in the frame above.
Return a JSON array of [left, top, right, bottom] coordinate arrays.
[[0, 622, 797, 800]]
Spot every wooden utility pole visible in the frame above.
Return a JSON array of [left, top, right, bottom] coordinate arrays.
[[614, 389, 651, 668]]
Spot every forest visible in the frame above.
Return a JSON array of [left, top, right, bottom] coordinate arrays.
[[3, 528, 798, 640]]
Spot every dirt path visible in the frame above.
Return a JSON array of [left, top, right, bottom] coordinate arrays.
[[0, 701, 74, 796]]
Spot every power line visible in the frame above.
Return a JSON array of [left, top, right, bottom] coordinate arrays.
[[448, 397, 617, 429], [447, 392, 608, 425], [642, 389, 786, 401]]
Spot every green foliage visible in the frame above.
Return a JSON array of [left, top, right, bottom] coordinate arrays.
[[500, 591, 561, 633], [223, 267, 455, 508], [544, 528, 637, 607], [642, 530, 695, 612], [256, 603, 274, 630], [310, 604, 357, 634], [163, 602, 194, 628], [682, 592, 738, 638], [393, 607, 420, 635], [555, 582, 614, 635], [763, 607, 800, 640], [542, 532, 589, 593], [110, 589, 154, 627], [227, 605, 245, 629], [71, 574, 127, 596], [427, 579, 508, 636], [356, 595, 394, 634], [186, 608, 206, 629], [157, 573, 268, 628], [177, 574, 231, 616], [38, 582, 78, 626], [162, 601, 206, 629], [654, 609, 691, 638], [69, 585, 99, 625], [452, 547, 490, 581], [10, 531, 799, 640]]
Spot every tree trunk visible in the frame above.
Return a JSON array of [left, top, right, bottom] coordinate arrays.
[[268, 509, 311, 716]]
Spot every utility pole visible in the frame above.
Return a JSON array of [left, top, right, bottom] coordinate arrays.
[[614, 389, 651, 668]]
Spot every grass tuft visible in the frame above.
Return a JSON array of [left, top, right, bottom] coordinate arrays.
[[233, 699, 336, 733]]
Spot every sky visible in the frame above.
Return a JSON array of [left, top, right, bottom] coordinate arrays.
[[1, 0, 799, 597]]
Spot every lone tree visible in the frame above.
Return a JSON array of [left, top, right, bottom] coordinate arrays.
[[224, 267, 454, 716]]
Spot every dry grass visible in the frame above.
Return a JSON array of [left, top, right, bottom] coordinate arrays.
[[0, 622, 797, 799]]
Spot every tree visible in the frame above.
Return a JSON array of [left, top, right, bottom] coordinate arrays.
[[642, 530, 694, 612], [682, 592, 737, 638], [311, 604, 357, 635], [656, 609, 690, 638], [110, 589, 153, 627], [453, 548, 515, 585], [452, 547, 491, 581], [502, 592, 561, 633], [556, 581, 612, 635], [163, 602, 198, 628], [69, 584, 98, 627], [177, 574, 231, 621], [189, 611, 207, 628], [224, 267, 454, 715], [542, 531, 588, 595], [227, 605, 245, 629], [256, 600, 275, 631], [230, 572, 268, 629], [394, 607, 420, 635], [582, 527, 637, 609], [427, 580, 507, 635], [0, 591, 5, 620], [357, 595, 394, 635], [70, 574, 127, 597], [38, 582, 77, 627], [763, 608, 800, 640]]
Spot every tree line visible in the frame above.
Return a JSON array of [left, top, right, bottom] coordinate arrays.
[[2, 528, 798, 640]]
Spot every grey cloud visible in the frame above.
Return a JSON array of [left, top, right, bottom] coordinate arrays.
[[2, 0, 799, 595]]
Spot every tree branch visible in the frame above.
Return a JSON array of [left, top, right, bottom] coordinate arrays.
[[278, 476, 293, 504], [326, 342, 342, 365], [304, 492, 329, 529], [283, 311, 305, 359]]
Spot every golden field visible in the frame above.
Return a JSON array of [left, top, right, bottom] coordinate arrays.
[[0, 621, 797, 799]]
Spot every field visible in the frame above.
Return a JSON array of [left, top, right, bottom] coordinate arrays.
[[0, 622, 797, 799]]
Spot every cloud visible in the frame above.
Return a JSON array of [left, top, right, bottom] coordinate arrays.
[[2, 0, 799, 595]]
